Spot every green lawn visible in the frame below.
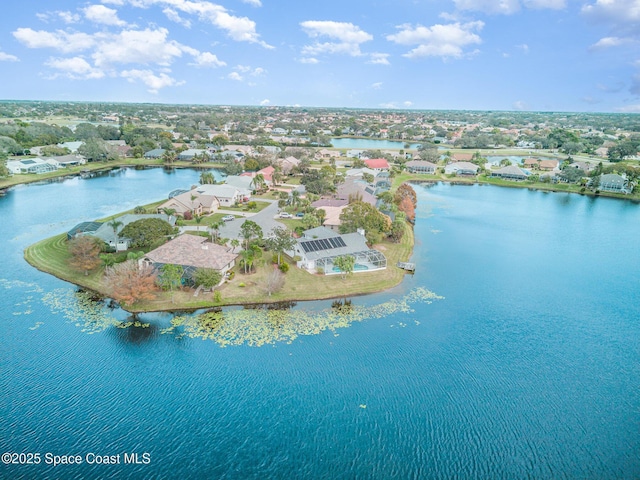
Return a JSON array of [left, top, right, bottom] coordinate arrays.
[[24, 233, 105, 291]]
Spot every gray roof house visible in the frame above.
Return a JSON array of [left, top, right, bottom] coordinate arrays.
[[406, 160, 437, 174], [490, 165, 529, 181], [444, 161, 479, 176], [598, 174, 632, 194], [144, 148, 166, 159], [288, 227, 386, 275]]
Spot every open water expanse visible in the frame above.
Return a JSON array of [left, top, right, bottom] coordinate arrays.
[[1, 167, 639, 479]]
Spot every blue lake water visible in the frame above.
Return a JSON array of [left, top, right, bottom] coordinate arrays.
[[1, 169, 639, 479], [330, 138, 422, 150]]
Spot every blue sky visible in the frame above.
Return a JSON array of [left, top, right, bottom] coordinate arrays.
[[1, 0, 639, 112]]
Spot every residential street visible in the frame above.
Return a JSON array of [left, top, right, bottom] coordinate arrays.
[[179, 199, 286, 240]]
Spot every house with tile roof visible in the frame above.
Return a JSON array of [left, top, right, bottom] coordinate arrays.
[[142, 234, 237, 285], [364, 158, 390, 171]]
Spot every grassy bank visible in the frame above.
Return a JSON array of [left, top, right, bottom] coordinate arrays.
[[0, 159, 226, 190], [24, 233, 106, 291], [24, 222, 414, 312], [393, 171, 640, 201]]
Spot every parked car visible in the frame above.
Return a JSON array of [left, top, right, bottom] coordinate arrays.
[[222, 215, 235, 222], [279, 212, 292, 218], [295, 212, 305, 218]]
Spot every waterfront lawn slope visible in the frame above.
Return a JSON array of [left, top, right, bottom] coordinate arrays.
[[23, 224, 414, 312], [24, 233, 106, 291]]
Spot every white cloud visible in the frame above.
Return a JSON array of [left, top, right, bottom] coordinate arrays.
[[454, 0, 565, 14], [387, 22, 484, 59], [114, 0, 272, 47], [379, 102, 399, 109], [0, 50, 19, 62], [368, 52, 390, 65], [523, 0, 566, 9], [189, 51, 225, 67], [36, 10, 81, 24], [371, 82, 383, 89], [91, 28, 186, 67], [13, 28, 95, 53], [453, 0, 520, 14], [615, 103, 640, 112], [299, 57, 319, 64], [517, 43, 529, 53], [241, 0, 262, 6], [163, 8, 192, 28], [513, 100, 528, 110], [228, 71, 243, 81], [259, 99, 270, 105], [84, 4, 127, 26], [121, 68, 184, 93], [45, 56, 105, 79], [582, 0, 640, 25], [403, 101, 413, 107], [300, 20, 373, 57], [590, 36, 633, 50]]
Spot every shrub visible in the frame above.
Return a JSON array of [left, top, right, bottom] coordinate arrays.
[[272, 253, 279, 264], [213, 291, 222, 303], [183, 211, 193, 220], [238, 282, 246, 287], [279, 262, 289, 273]]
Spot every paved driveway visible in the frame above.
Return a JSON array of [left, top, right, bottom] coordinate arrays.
[[217, 200, 284, 240]]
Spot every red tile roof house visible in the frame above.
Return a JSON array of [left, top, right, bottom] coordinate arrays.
[[363, 158, 390, 171], [523, 158, 539, 169], [141, 234, 238, 286]]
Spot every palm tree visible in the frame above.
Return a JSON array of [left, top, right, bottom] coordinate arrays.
[[253, 173, 266, 192], [200, 171, 215, 184], [291, 190, 301, 209], [107, 219, 123, 251], [194, 214, 203, 232], [230, 238, 240, 252], [162, 150, 176, 165], [209, 220, 222, 243]]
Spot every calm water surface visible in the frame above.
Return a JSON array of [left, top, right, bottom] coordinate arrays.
[[1, 169, 639, 479]]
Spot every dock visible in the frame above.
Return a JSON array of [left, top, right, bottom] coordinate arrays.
[[397, 262, 415, 272]]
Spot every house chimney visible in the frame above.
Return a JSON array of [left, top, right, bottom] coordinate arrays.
[[357, 228, 365, 236]]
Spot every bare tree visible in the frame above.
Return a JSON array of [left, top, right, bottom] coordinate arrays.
[[104, 260, 158, 305], [263, 268, 285, 296]]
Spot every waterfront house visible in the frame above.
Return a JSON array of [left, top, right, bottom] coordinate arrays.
[[405, 160, 437, 174], [598, 174, 632, 194], [491, 165, 529, 181], [141, 234, 237, 285], [444, 161, 478, 176], [288, 227, 387, 275], [144, 148, 166, 159], [451, 153, 474, 162], [156, 189, 220, 216], [364, 158, 390, 171], [6, 158, 58, 174]]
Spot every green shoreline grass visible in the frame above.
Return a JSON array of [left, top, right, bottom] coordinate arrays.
[[23, 222, 414, 313]]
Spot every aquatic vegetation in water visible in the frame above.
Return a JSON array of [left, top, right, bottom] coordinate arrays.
[[42, 288, 123, 333], [1, 278, 43, 317], [161, 287, 443, 347]]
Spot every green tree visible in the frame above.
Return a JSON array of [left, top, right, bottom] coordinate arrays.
[[193, 268, 222, 289], [339, 201, 391, 244], [200, 171, 216, 184], [333, 255, 355, 279], [107, 219, 123, 251], [209, 220, 222, 243], [240, 220, 263, 250], [158, 264, 184, 303], [265, 226, 296, 265], [120, 218, 175, 249]]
